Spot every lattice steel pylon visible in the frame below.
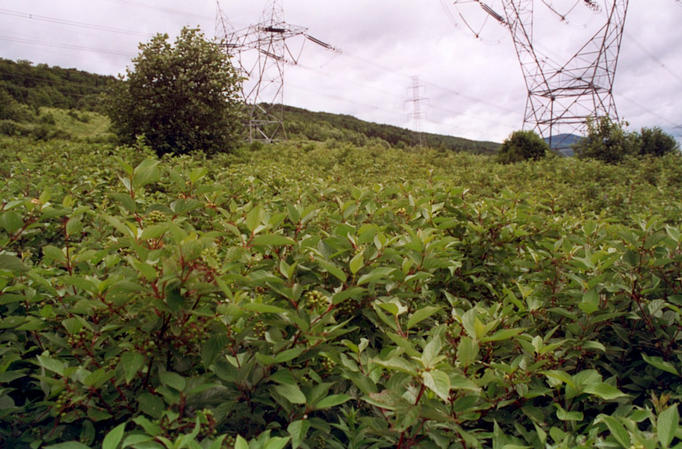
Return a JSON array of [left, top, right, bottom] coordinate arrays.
[[453, 0, 629, 147], [217, 0, 336, 142]]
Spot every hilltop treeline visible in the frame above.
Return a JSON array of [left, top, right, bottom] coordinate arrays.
[[283, 105, 500, 154], [0, 58, 115, 112]]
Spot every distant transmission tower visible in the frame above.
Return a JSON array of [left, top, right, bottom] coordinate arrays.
[[453, 0, 629, 147], [217, 0, 336, 143], [406, 76, 426, 146]]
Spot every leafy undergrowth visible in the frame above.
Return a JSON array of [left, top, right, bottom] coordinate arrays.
[[2, 136, 682, 449]]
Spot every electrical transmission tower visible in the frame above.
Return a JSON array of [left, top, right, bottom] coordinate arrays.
[[217, 0, 336, 143], [406, 76, 426, 146], [453, 0, 629, 147]]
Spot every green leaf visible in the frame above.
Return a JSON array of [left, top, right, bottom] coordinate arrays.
[[642, 354, 679, 376], [44, 442, 92, 449], [584, 383, 628, 400], [555, 405, 583, 421], [314, 394, 351, 410], [456, 336, 479, 366], [274, 383, 306, 404], [0, 211, 23, 234], [422, 370, 451, 402], [375, 356, 418, 376], [120, 351, 145, 384], [0, 254, 28, 273], [481, 328, 524, 342], [132, 159, 160, 189], [264, 437, 291, 449], [165, 285, 185, 312], [251, 234, 295, 247], [358, 267, 395, 285], [36, 352, 65, 376], [579, 289, 599, 314], [242, 303, 287, 314], [66, 216, 83, 237], [140, 223, 169, 240], [159, 371, 186, 391], [201, 335, 229, 367], [84, 368, 114, 388], [658, 404, 679, 448], [274, 347, 304, 363], [234, 435, 249, 449], [407, 306, 441, 330], [288, 420, 310, 449], [43, 245, 66, 264], [349, 252, 364, 274], [102, 423, 126, 449], [246, 205, 264, 234], [598, 415, 630, 448], [138, 392, 164, 418], [317, 258, 347, 283], [422, 333, 443, 369]]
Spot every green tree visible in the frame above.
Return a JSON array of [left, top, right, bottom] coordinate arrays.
[[496, 129, 549, 163], [574, 116, 639, 163], [105, 27, 243, 156], [639, 126, 679, 157]]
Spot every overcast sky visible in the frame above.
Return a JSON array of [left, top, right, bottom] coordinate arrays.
[[1, 0, 681, 143]]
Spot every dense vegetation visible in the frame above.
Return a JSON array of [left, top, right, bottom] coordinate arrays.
[[0, 58, 114, 112], [2, 129, 682, 448], [574, 117, 679, 163]]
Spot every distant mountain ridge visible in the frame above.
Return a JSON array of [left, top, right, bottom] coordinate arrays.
[[544, 133, 583, 156]]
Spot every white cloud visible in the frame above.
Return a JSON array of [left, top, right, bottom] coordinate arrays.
[[0, 0, 680, 142]]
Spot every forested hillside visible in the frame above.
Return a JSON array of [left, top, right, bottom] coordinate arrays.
[[0, 58, 115, 111], [0, 58, 499, 153], [283, 105, 500, 154]]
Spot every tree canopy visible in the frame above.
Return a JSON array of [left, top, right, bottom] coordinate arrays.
[[105, 27, 243, 156], [496, 129, 549, 163]]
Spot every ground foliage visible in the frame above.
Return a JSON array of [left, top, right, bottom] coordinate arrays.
[[2, 136, 682, 449]]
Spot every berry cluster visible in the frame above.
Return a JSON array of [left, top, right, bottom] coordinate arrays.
[[319, 355, 336, 376], [54, 390, 72, 412], [67, 328, 90, 349], [305, 290, 328, 310], [139, 340, 157, 358], [335, 298, 358, 317], [145, 210, 167, 225], [252, 320, 267, 339]]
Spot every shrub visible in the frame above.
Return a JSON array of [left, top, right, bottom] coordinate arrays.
[[639, 126, 679, 157], [496, 129, 549, 163], [574, 116, 640, 163], [105, 27, 244, 156]]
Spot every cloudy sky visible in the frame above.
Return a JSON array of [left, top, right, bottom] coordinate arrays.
[[1, 0, 681, 143]]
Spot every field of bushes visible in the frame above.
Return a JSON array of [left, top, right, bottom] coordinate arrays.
[[2, 135, 682, 449]]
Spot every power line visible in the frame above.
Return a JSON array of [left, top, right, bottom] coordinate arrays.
[[0, 8, 153, 37], [618, 93, 682, 129], [624, 30, 682, 86], [100, 0, 216, 22], [0, 35, 134, 58]]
